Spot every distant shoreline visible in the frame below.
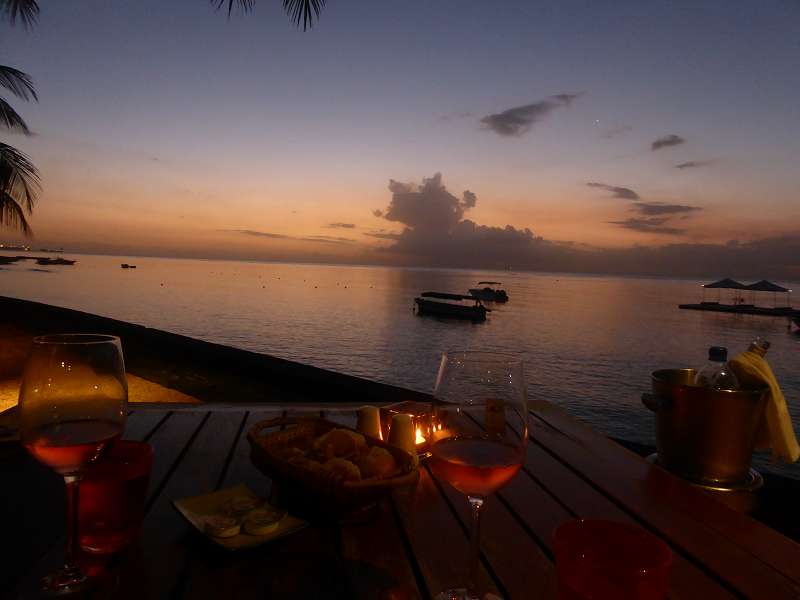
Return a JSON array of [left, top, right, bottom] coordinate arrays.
[[1, 249, 796, 287]]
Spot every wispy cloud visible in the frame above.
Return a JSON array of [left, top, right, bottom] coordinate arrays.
[[326, 223, 356, 229], [651, 134, 685, 151], [586, 182, 640, 200], [364, 231, 402, 240], [480, 93, 581, 136], [675, 160, 713, 169], [632, 202, 702, 216], [234, 229, 288, 239], [302, 235, 355, 244], [608, 217, 685, 235], [230, 230, 355, 244]]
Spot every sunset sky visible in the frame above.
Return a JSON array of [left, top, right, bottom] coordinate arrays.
[[3, 1, 799, 275]]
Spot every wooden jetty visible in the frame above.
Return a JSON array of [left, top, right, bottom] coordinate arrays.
[[679, 302, 800, 319], [681, 278, 796, 320]]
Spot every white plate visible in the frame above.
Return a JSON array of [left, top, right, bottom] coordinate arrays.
[[173, 484, 308, 550]]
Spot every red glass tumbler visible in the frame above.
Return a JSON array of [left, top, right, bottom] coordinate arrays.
[[78, 440, 153, 554], [553, 519, 672, 600]]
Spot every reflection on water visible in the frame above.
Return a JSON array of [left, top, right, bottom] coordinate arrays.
[[2, 252, 798, 478]]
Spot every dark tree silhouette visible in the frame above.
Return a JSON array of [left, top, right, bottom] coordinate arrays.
[[0, 62, 39, 235]]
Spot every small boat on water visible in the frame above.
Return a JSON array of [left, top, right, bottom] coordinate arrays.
[[468, 281, 508, 302], [414, 292, 487, 322], [121, 264, 137, 269], [35, 257, 75, 266]]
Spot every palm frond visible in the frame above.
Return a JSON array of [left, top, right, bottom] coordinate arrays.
[[0, 189, 32, 235], [0, 66, 37, 101], [210, 0, 255, 17], [0, 96, 31, 134], [0, 0, 39, 28], [0, 142, 40, 215], [284, 0, 325, 30]]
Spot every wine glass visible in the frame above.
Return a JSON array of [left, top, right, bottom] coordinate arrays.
[[429, 351, 528, 600], [19, 334, 128, 594]]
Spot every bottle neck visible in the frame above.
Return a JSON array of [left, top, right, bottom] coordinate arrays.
[[749, 344, 768, 357]]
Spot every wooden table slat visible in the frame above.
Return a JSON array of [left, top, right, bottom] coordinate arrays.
[[324, 410, 424, 600], [6, 403, 800, 600], [528, 406, 800, 599], [122, 409, 170, 443], [533, 403, 800, 585], [116, 411, 244, 599], [177, 410, 353, 600], [522, 428, 737, 600], [425, 411, 557, 600]]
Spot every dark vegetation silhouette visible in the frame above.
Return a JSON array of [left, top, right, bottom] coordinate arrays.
[[0, 0, 324, 236], [1, 1, 41, 234]]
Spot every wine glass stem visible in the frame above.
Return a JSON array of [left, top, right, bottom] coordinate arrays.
[[466, 496, 484, 595], [63, 474, 83, 575]]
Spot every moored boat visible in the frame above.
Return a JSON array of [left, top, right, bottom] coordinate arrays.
[[35, 257, 76, 266], [468, 281, 508, 302], [414, 292, 487, 322]]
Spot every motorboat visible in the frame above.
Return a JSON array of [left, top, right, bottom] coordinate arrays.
[[414, 292, 487, 322], [468, 281, 508, 302], [35, 257, 75, 266]]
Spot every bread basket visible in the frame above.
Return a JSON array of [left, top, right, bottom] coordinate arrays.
[[247, 416, 419, 516]]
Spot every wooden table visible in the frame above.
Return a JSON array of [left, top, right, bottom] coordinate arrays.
[[4, 404, 800, 599]]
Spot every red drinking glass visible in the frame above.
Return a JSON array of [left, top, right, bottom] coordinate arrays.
[[553, 519, 673, 600], [79, 440, 153, 554]]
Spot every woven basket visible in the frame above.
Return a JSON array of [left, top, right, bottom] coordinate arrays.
[[247, 416, 419, 515]]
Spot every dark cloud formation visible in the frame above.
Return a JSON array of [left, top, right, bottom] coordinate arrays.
[[586, 182, 641, 200], [651, 134, 685, 151], [608, 217, 685, 235], [632, 202, 702, 216], [374, 173, 542, 266], [675, 160, 713, 169], [232, 230, 354, 244], [587, 183, 701, 232], [367, 173, 799, 279], [480, 94, 580, 136], [326, 223, 356, 229], [382, 173, 477, 233]]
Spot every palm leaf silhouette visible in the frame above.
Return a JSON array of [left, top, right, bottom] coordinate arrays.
[[210, 0, 326, 29], [0, 0, 39, 28], [0, 143, 39, 235], [0, 65, 37, 101]]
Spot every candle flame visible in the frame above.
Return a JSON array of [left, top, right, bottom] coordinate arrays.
[[415, 427, 426, 445]]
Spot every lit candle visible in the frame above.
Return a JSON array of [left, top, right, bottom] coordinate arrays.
[[356, 406, 382, 439], [388, 414, 418, 465]]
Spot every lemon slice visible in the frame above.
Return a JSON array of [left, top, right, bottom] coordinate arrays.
[[243, 509, 286, 535], [204, 515, 240, 538]]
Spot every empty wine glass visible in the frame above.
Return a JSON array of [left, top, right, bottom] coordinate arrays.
[[19, 334, 127, 594], [429, 351, 528, 600]]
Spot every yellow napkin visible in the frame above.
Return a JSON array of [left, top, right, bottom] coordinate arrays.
[[729, 350, 800, 463]]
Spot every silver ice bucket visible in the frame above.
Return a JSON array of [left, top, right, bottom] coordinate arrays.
[[643, 368, 768, 484]]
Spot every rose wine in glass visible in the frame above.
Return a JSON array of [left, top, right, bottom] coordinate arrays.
[[429, 352, 528, 600], [19, 334, 127, 594]]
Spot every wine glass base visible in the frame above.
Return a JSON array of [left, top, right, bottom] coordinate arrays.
[[434, 588, 482, 600], [41, 569, 92, 597]]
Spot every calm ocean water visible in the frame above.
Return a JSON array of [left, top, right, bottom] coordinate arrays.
[[2, 251, 799, 478]]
